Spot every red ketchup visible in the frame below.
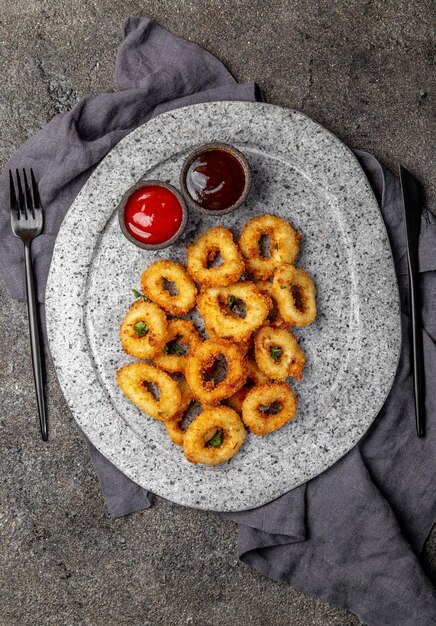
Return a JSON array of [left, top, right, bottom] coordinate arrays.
[[124, 185, 183, 245]]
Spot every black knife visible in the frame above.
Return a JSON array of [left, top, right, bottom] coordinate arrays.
[[399, 165, 425, 437]]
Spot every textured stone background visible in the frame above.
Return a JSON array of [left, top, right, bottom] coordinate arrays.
[[0, 1, 434, 625]]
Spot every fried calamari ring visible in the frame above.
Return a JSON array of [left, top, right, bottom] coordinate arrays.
[[203, 322, 253, 355], [141, 260, 197, 315], [154, 319, 202, 373], [197, 282, 270, 342], [119, 300, 168, 359], [255, 280, 286, 328], [183, 406, 246, 465], [186, 226, 244, 288], [273, 264, 317, 326], [116, 362, 181, 421], [164, 378, 194, 446], [241, 382, 297, 435], [228, 359, 270, 414], [254, 326, 305, 381], [185, 338, 247, 405], [239, 214, 301, 279]]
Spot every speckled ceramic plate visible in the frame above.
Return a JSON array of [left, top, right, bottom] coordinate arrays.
[[46, 102, 401, 511]]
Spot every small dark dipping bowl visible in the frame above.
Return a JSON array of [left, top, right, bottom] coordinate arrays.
[[180, 142, 251, 215], [118, 180, 188, 251]]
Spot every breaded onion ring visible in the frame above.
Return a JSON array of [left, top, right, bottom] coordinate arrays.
[[239, 214, 301, 279], [273, 264, 317, 326], [241, 382, 297, 435], [228, 359, 270, 414], [119, 300, 168, 359], [116, 362, 181, 421], [185, 338, 247, 405], [164, 378, 194, 446], [154, 319, 202, 373], [254, 326, 305, 381], [197, 282, 270, 342], [183, 406, 246, 465], [255, 280, 287, 328], [186, 226, 244, 288], [141, 260, 197, 315]]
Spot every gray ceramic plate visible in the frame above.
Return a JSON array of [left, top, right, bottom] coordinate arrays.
[[46, 102, 401, 511]]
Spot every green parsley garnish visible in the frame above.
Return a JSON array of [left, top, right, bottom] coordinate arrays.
[[270, 347, 282, 361], [132, 288, 150, 302], [280, 285, 288, 289], [209, 429, 223, 447], [163, 341, 186, 356], [134, 321, 149, 337], [228, 295, 240, 310]]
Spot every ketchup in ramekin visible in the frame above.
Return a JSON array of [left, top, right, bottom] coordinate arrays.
[[118, 181, 187, 250]]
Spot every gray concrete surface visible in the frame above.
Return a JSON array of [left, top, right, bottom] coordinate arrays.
[[0, 1, 434, 625]]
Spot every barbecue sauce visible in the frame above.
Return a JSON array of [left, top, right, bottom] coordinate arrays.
[[185, 149, 246, 211]]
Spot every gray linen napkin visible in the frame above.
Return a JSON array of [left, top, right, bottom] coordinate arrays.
[[1, 17, 435, 626]]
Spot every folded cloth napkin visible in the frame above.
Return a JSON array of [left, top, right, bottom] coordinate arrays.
[[1, 17, 435, 626]]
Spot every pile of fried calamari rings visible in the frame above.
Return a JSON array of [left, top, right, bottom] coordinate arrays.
[[116, 215, 316, 466]]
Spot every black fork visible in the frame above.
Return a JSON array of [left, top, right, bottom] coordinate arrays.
[[10, 169, 48, 441]]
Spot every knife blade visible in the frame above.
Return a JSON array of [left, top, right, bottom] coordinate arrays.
[[399, 165, 425, 437]]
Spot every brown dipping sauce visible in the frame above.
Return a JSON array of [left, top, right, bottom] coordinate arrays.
[[185, 149, 246, 211]]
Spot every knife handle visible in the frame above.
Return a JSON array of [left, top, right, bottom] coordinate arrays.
[[406, 248, 425, 437]]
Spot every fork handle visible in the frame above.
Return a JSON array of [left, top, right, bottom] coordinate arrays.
[[24, 243, 48, 441]]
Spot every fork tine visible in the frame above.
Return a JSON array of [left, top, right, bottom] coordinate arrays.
[[15, 169, 26, 218], [23, 170, 35, 218], [9, 170, 19, 217], [30, 169, 42, 209]]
